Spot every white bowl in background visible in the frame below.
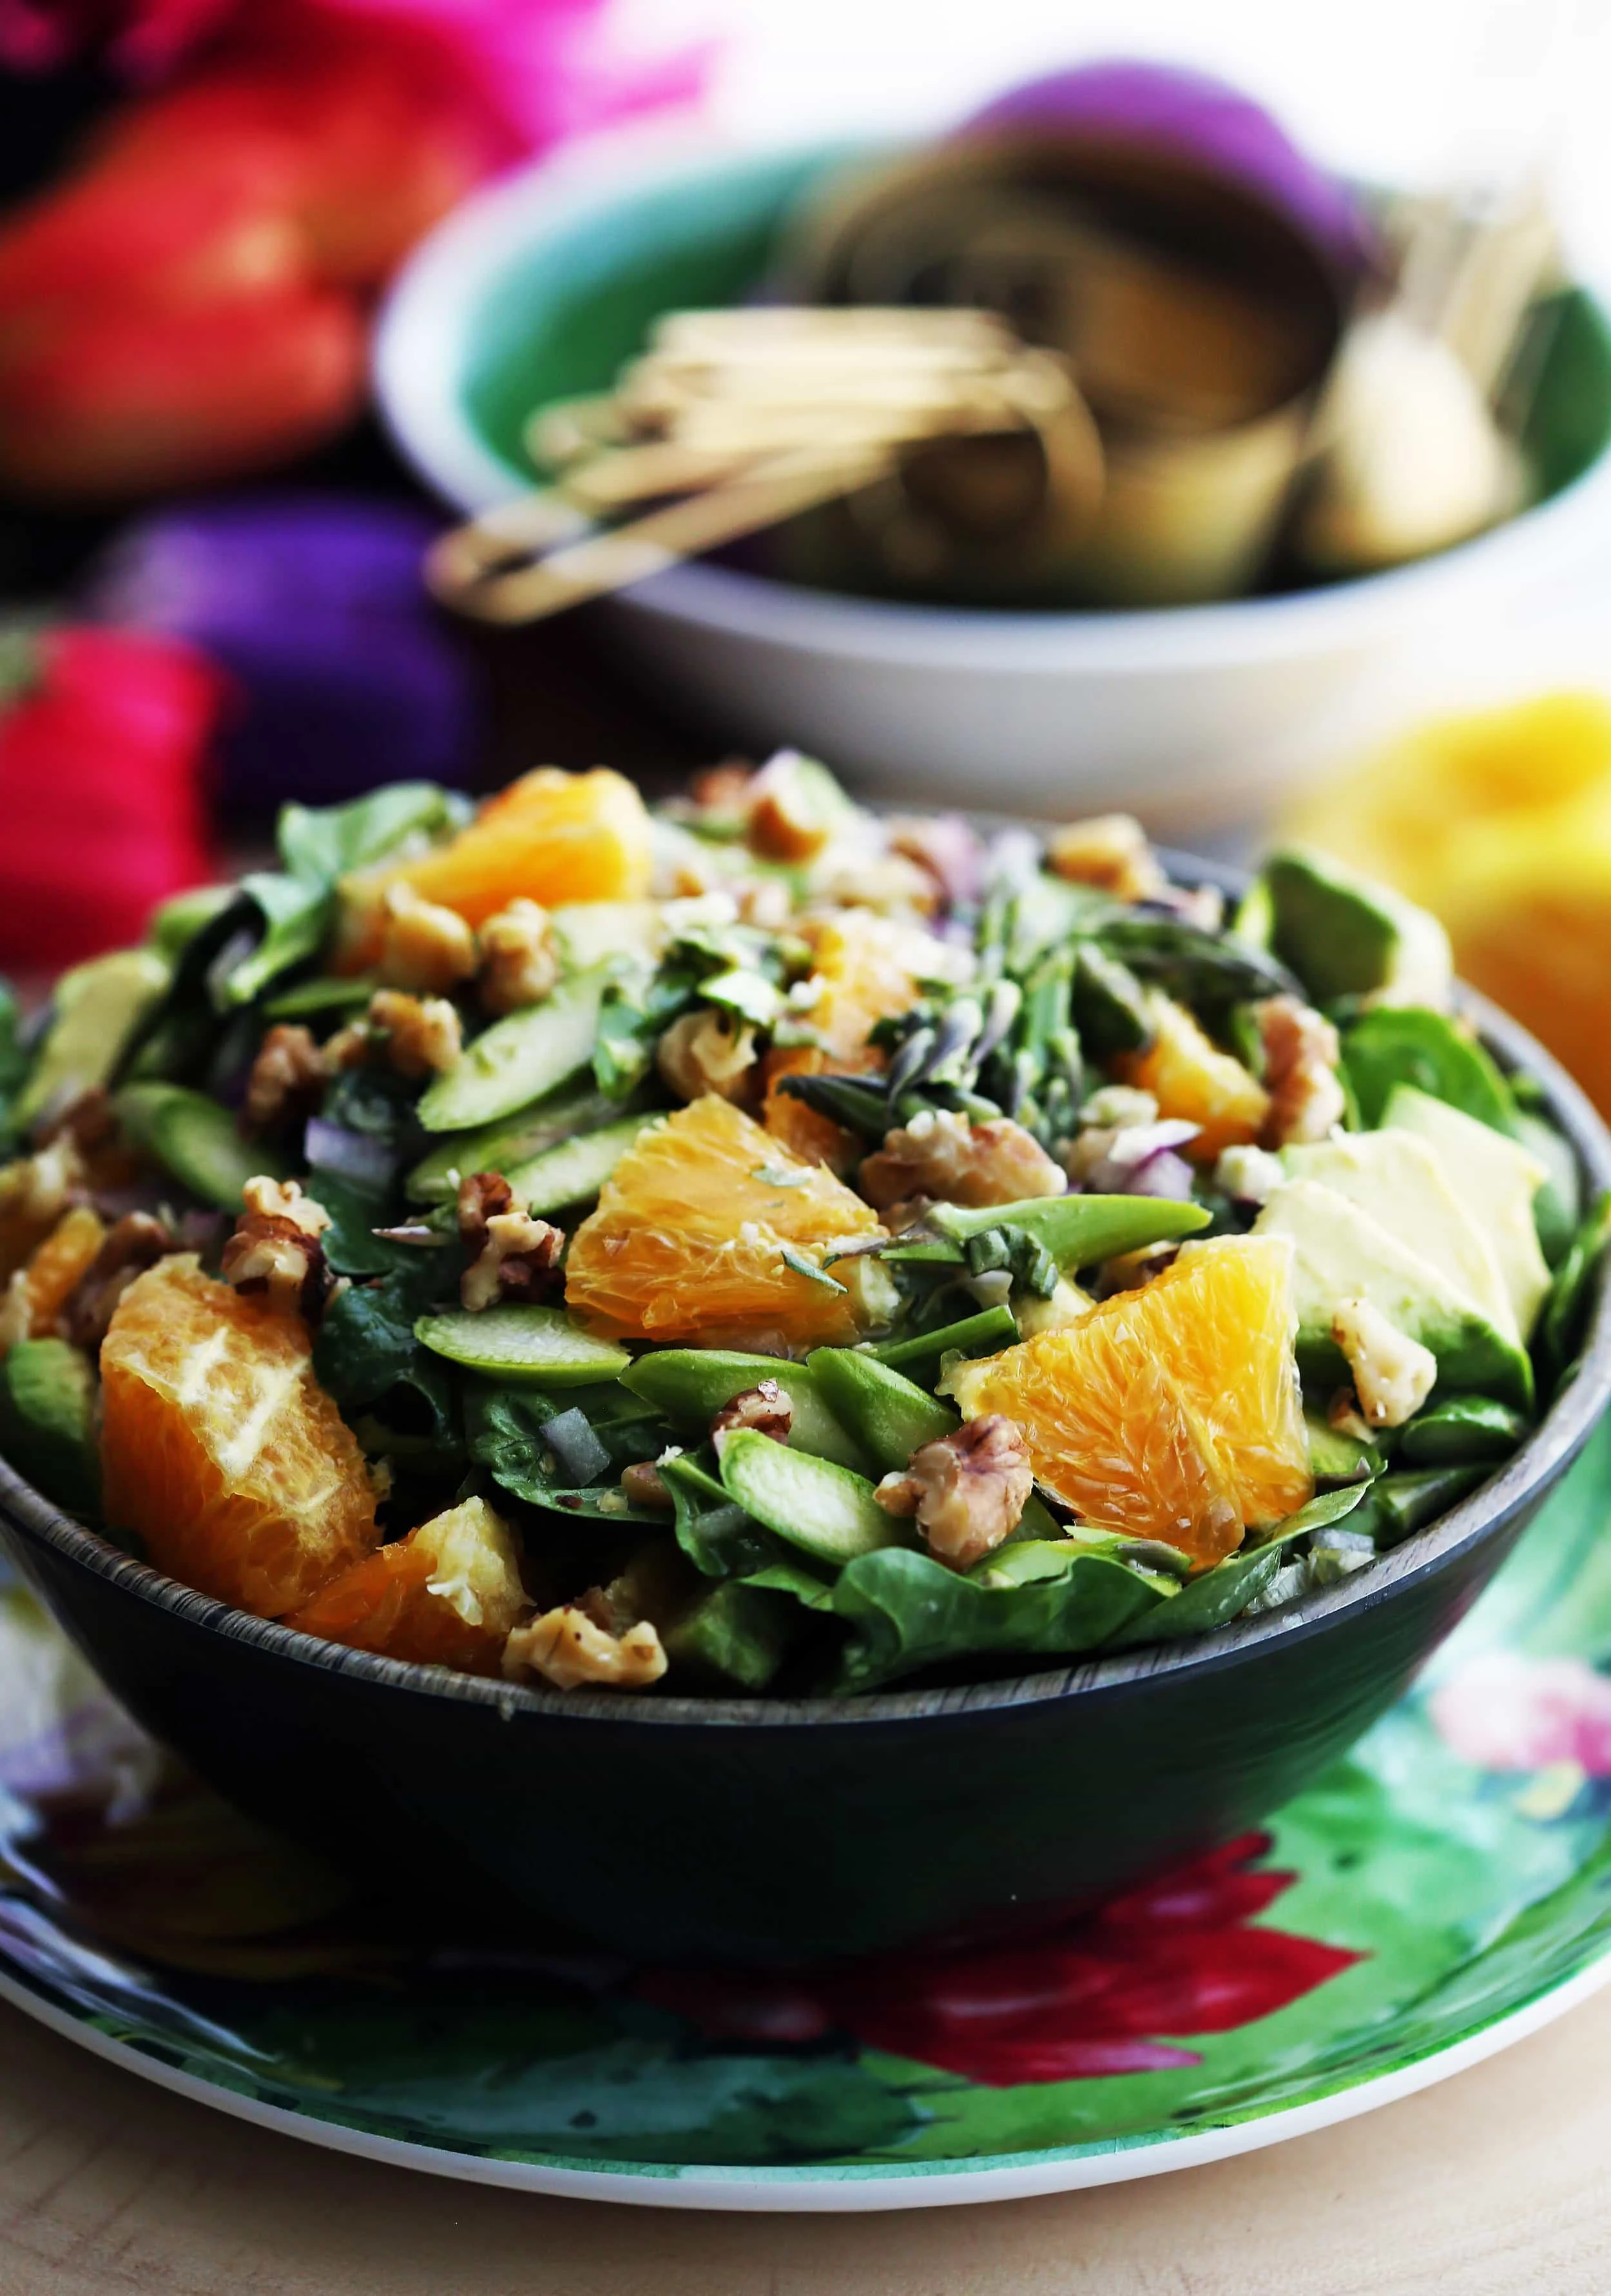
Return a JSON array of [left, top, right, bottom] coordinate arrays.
[[375, 133, 1611, 835]]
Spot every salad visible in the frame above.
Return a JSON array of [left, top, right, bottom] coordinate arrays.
[[0, 759, 1603, 1698]]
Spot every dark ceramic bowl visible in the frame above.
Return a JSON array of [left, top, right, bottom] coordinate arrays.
[[3, 979, 1609, 1965]]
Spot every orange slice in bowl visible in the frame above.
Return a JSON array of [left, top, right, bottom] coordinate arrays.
[[100, 1256, 379, 1616], [565, 1094, 883, 1350], [950, 1235, 1310, 1566], [285, 1496, 525, 1675]]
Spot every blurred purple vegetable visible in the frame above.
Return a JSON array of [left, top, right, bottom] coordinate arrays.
[[88, 492, 479, 811], [963, 59, 1375, 277], [1085, 1118, 1199, 1198], [305, 1116, 395, 1191]]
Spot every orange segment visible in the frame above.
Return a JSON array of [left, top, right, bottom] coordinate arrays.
[[1117, 993, 1269, 1160], [565, 1094, 883, 1350], [340, 767, 651, 958], [760, 1046, 864, 1175], [285, 1496, 525, 1675], [798, 911, 927, 1060], [101, 1256, 378, 1617], [18, 1204, 105, 1336], [951, 1235, 1309, 1564]]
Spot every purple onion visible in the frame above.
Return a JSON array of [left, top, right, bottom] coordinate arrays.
[[1119, 1148, 1197, 1200], [1086, 1118, 1200, 1198], [85, 494, 480, 812], [305, 1118, 396, 1192], [963, 59, 1375, 277]]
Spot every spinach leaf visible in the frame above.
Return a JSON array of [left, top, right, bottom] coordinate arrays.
[[827, 1542, 1172, 1692], [1536, 1189, 1611, 1395], [593, 962, 703, 1096], [276, 783, 471, 884], [660, 1451, 787, 1578], [313, 1172, 430, 1278], [314, 1245, 461, 1459], [1110, 1484, 1372, 1648], [212, 784, 470, 1012], [466, 1384, 672, 1524], [1341, 1006, 1515, 1131]]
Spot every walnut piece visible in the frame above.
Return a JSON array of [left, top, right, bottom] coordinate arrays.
[[745, 753, 829, 863], [478, 899, 561, 1015], [1331, 1296, 1437, 1428], [1255, 995, 1346, 1149], [222, 1176, 337, 1322], [1047, 813, 1166, 902], [376, 883, 478, 995], [620, 1460, 674, 1511], [366, 989, 462, 1078], [655, 1010, 758, 1104], [0, 1137, 85, 1279], [710, 1379, 793, 1458], [62, 1211, 172, 1348], [242, 1024, 328, 1138], [455, 1170, 563, 1312], [860, 1107, 1065, 1212], [503, 1603, 668, 1690], [874, 1414, 1034, 1570]]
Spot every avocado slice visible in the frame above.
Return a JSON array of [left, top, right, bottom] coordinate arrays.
[[1253, 1178, 1533, 1409], [14, 948, 169, 1132], [1282, 1129, 1516, 1339], [1259, 848, 1452, 1007], [1382, 1085, 1551, 1342], [0, 1338, 99, 1518]]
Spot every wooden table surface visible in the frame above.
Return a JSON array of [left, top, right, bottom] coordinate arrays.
[[2, 1982, 1608, 2294]]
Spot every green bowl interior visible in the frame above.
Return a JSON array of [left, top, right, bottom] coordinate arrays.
[[460, 144, 1611, 521]]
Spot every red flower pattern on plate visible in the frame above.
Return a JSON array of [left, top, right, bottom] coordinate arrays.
[[639, 1833, 1361, 2087]]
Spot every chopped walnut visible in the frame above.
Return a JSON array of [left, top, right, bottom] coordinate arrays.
[[620, 1460, 675, 1512], [1327, 1386, 1377, 1445], [503, 1603, 668, 1690], [731, 876, 793, 931], [1047, 813, 1167, 902], [222, 1176, 337, 1323], [478, 899, 560, 1015], [1255, 995, 1346, 1149], [883, 812, 984, 910], [874, 1415, 1034, 1570], [745, 753, 829, 863], [366, 989, 462, 1078], [61, 1212, 172, 1349], [1331, 1296, 1437, 1429], [0, 1137, 85, 1278], [0, 1274, 28, 1356], [710, 1379, 793, 1458], [455, 1170, 563, 1312], [376, 883, 478, 995], [690, 760, 756, 814], [860, 1107, 1065, 1213], [242, 1024, 328, 1138], [32, 1085, 115, 1156], [655, 1010, 758, 1104]]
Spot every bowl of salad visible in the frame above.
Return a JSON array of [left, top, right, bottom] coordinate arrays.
[[1, 761, 1606, 1963]]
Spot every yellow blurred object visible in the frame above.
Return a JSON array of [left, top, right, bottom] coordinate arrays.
[[1284, 692, 1611, 1112]]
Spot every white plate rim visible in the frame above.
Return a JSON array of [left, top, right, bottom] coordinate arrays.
[[5, 1943, 1611, 2213]]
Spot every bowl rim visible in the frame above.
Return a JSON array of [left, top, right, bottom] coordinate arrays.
[[4, 926, 1609, 1735], [374, 126, 1611, 674]]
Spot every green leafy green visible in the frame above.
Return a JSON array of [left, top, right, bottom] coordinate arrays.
[[827, 1541, 1173, 1691], [313, 1247, 461, 1459], [1398, 1396, 1529, 1467], [0, 980, 30, 1151], [1341, 1007, 1516, 1131], [1536, 1189, 1611, 1394], [465, 1384, 670, 1523]]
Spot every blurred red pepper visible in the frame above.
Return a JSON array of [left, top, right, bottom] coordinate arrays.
[[0, 1, 702, 500], [0, 625, 221, 970]]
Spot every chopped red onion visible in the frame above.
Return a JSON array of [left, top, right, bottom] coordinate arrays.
[[1085, 1119, 1200, 1193], [542, 1408, 612, 1487], [1121, 1148, 1197, 1201]]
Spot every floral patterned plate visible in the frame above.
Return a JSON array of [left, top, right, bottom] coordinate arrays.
[[6, 1425, 1611, 2212]]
